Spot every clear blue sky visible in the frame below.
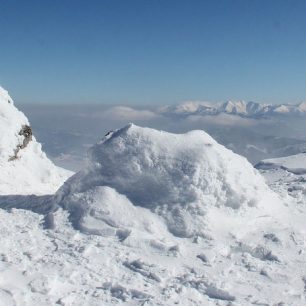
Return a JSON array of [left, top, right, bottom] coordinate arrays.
[[1, 0, 306, 105]]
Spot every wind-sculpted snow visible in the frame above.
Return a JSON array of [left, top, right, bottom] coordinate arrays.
[[54, 124, 278, 238], [0, 86, 72, 194]]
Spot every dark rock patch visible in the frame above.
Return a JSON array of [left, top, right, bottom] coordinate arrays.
[[9, 125, 33, 161]]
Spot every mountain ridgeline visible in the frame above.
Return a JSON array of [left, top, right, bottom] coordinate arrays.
[[160, 100, 306, 118]]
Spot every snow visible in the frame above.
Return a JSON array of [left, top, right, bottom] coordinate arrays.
[[257, 153, 306, 209], [221, 100, 249, 114], [0, 87, 29, 161], [0, 86, 72, 194], [1, 108, 306, 305], [54, 123, 278, 239], [160, 99, 306, 117], [298, 102, 306, 112], [273, 105, 290, 113], [258, 153, 306, 212], [256, 152, 306, 175]]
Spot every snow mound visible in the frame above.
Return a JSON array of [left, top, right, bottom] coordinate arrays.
[[55, 124, 277, 238], [0, 86, 72, 195]]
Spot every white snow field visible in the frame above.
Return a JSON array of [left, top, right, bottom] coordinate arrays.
[[1, 95, 306, 305], [0, 87, 72, 194]]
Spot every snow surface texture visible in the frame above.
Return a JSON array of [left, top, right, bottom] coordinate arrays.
[[1, 121, 306, 305], [0, 87, 72, 194], [54, 124, 277, 238]]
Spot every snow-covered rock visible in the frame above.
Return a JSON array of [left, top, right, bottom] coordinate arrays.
[[54, 124, 279, 239], [0, 86, 72, 194]]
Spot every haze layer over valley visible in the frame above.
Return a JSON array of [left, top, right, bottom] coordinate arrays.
[[21, 100, 306, 171]]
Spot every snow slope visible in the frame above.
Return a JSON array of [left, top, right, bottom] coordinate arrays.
[[0, 87, 72, 194], [1, 124, 306, 305], [257, 153, 306, 207]]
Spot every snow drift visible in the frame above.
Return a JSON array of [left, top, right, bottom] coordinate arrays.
[[55, 123, 278, 238], [0, 86, 72, 195]]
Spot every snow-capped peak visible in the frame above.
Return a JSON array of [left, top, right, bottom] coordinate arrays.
[[273, 104, 291, 113], [160, 99, 306, 118], [297, 101, 306, 112], [221, 100, 248, 114]]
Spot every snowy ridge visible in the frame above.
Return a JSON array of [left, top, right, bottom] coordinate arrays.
[[0, 86, 72, 194], [160, 100, 306, 118]]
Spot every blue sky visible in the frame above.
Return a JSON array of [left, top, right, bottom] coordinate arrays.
[[1, 0, 306, 105]]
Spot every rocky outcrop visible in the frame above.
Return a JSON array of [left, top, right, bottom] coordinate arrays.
[[19, 125, 32, 149], [9, 125, 33, 161]]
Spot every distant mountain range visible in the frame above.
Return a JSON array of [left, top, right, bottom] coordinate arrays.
[[160, 100, 306, 118]]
